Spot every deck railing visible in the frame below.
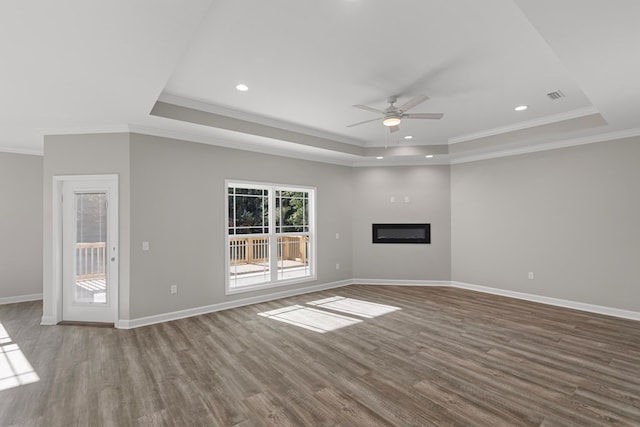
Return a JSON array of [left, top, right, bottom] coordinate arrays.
[[76, 242, 107, 280], [230, 235, 308, 266], [76, 237, 307, 280]]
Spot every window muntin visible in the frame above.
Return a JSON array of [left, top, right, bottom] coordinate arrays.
[[228, 187, 268, 235], [275, 190, 309, 234], [226, 182, 315, 293]]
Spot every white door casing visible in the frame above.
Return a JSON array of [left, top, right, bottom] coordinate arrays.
[[58, 176, 118, 323]]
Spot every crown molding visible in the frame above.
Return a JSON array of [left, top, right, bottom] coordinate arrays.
[[449, 127, 640, 164], [38, 124, 132, 136], [16, 110, 640, 168], [132, 124, 452, 167], [0, 125, 132, 155], [37, 122, 357, 167], [448, 106, 600, 144], [128, 124, 357, 167], [351, 156, 451, 167], [158, 92, 367, 148], [0, 146, 44, 156]]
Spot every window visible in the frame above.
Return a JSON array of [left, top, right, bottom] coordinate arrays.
[[226, 181, 315, 293]]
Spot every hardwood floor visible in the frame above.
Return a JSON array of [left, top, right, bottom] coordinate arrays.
[[1, 285, 640, 426]]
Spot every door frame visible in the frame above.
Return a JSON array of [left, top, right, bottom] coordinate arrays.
[[52, 174, 119, 324]]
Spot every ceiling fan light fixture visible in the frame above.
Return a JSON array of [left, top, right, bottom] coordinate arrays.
[[383, 116, 401, 127], [348, 95, 442, 132]]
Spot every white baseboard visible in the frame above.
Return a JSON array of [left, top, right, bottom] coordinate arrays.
[[450, 281, 640, 321], [40, 315, 58, 325], [352, 278, 449, 287], [104, 278, 640, 329], [0, 293, 42, 306], [116, 279, 351, 329]]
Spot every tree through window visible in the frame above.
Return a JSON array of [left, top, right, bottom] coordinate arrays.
[[226, 182, 315, 293]]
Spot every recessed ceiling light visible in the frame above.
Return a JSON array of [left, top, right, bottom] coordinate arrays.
[[236, 83, 249, 91], [404, 135, 413, 140], [376, 156, 384, 160], [515, 105, 528, 111], [425, 154, 434, 158]]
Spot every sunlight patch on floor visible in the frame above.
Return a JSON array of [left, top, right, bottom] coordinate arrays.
[[306, 296, 401, 318], [0, 322, 40, 391], [258, 305, 362, 333], [257, 296, 401, 333]]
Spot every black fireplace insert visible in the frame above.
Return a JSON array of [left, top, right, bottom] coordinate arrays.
[[372, 223, 431, 244]]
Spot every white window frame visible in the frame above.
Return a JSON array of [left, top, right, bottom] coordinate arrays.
[[225, 179, 317, 294]]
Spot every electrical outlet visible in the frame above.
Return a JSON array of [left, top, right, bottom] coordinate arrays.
[[170, 284, 178, 294], [528, 272, 534, 280], [335, 232, 340, 240], [335, 263, 340, 270], [142, 241, 149, 251]]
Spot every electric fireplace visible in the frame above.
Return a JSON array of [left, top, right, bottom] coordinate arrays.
[[372, 223, 431, 244]]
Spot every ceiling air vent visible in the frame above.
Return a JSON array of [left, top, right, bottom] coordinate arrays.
[[546, 90, 565, 100]]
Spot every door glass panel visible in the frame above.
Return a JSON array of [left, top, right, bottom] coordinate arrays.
[[74, 192, 107, 304]]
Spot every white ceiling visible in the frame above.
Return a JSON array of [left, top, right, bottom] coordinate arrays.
[[1, 0, 639, 165]]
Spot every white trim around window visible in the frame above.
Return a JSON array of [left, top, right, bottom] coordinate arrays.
[[225, 180, 317, 295]]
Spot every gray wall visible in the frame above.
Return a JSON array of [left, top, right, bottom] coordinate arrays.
[[451, 136, 640, 312], [0, 152, 43, 299], [42, 133, 131, 320], [35, 130, 640, 321], [129, 133, 353, 318], [352, 165, 451, 281]]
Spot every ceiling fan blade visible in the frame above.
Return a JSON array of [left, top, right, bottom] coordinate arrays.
[[404, 112, 444, 120], [353, 104, 384, 114], [346, 117, 381, 127], [399, 95, 429, 112], [389, 125, 400, 133]]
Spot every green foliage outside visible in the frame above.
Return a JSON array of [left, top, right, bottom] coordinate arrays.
[[228, 188, 308, 233], [276, 191, 308, 232]]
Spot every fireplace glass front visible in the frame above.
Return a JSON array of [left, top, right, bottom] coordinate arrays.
[[372, 223, 431, 244]]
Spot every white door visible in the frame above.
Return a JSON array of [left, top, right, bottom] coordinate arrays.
[[61, 177, 118, 323]]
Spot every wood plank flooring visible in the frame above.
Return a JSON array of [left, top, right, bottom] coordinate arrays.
[[1, 285, 639, 426]]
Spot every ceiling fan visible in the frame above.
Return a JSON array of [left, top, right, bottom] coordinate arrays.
[[347, 95, 443, 133]]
